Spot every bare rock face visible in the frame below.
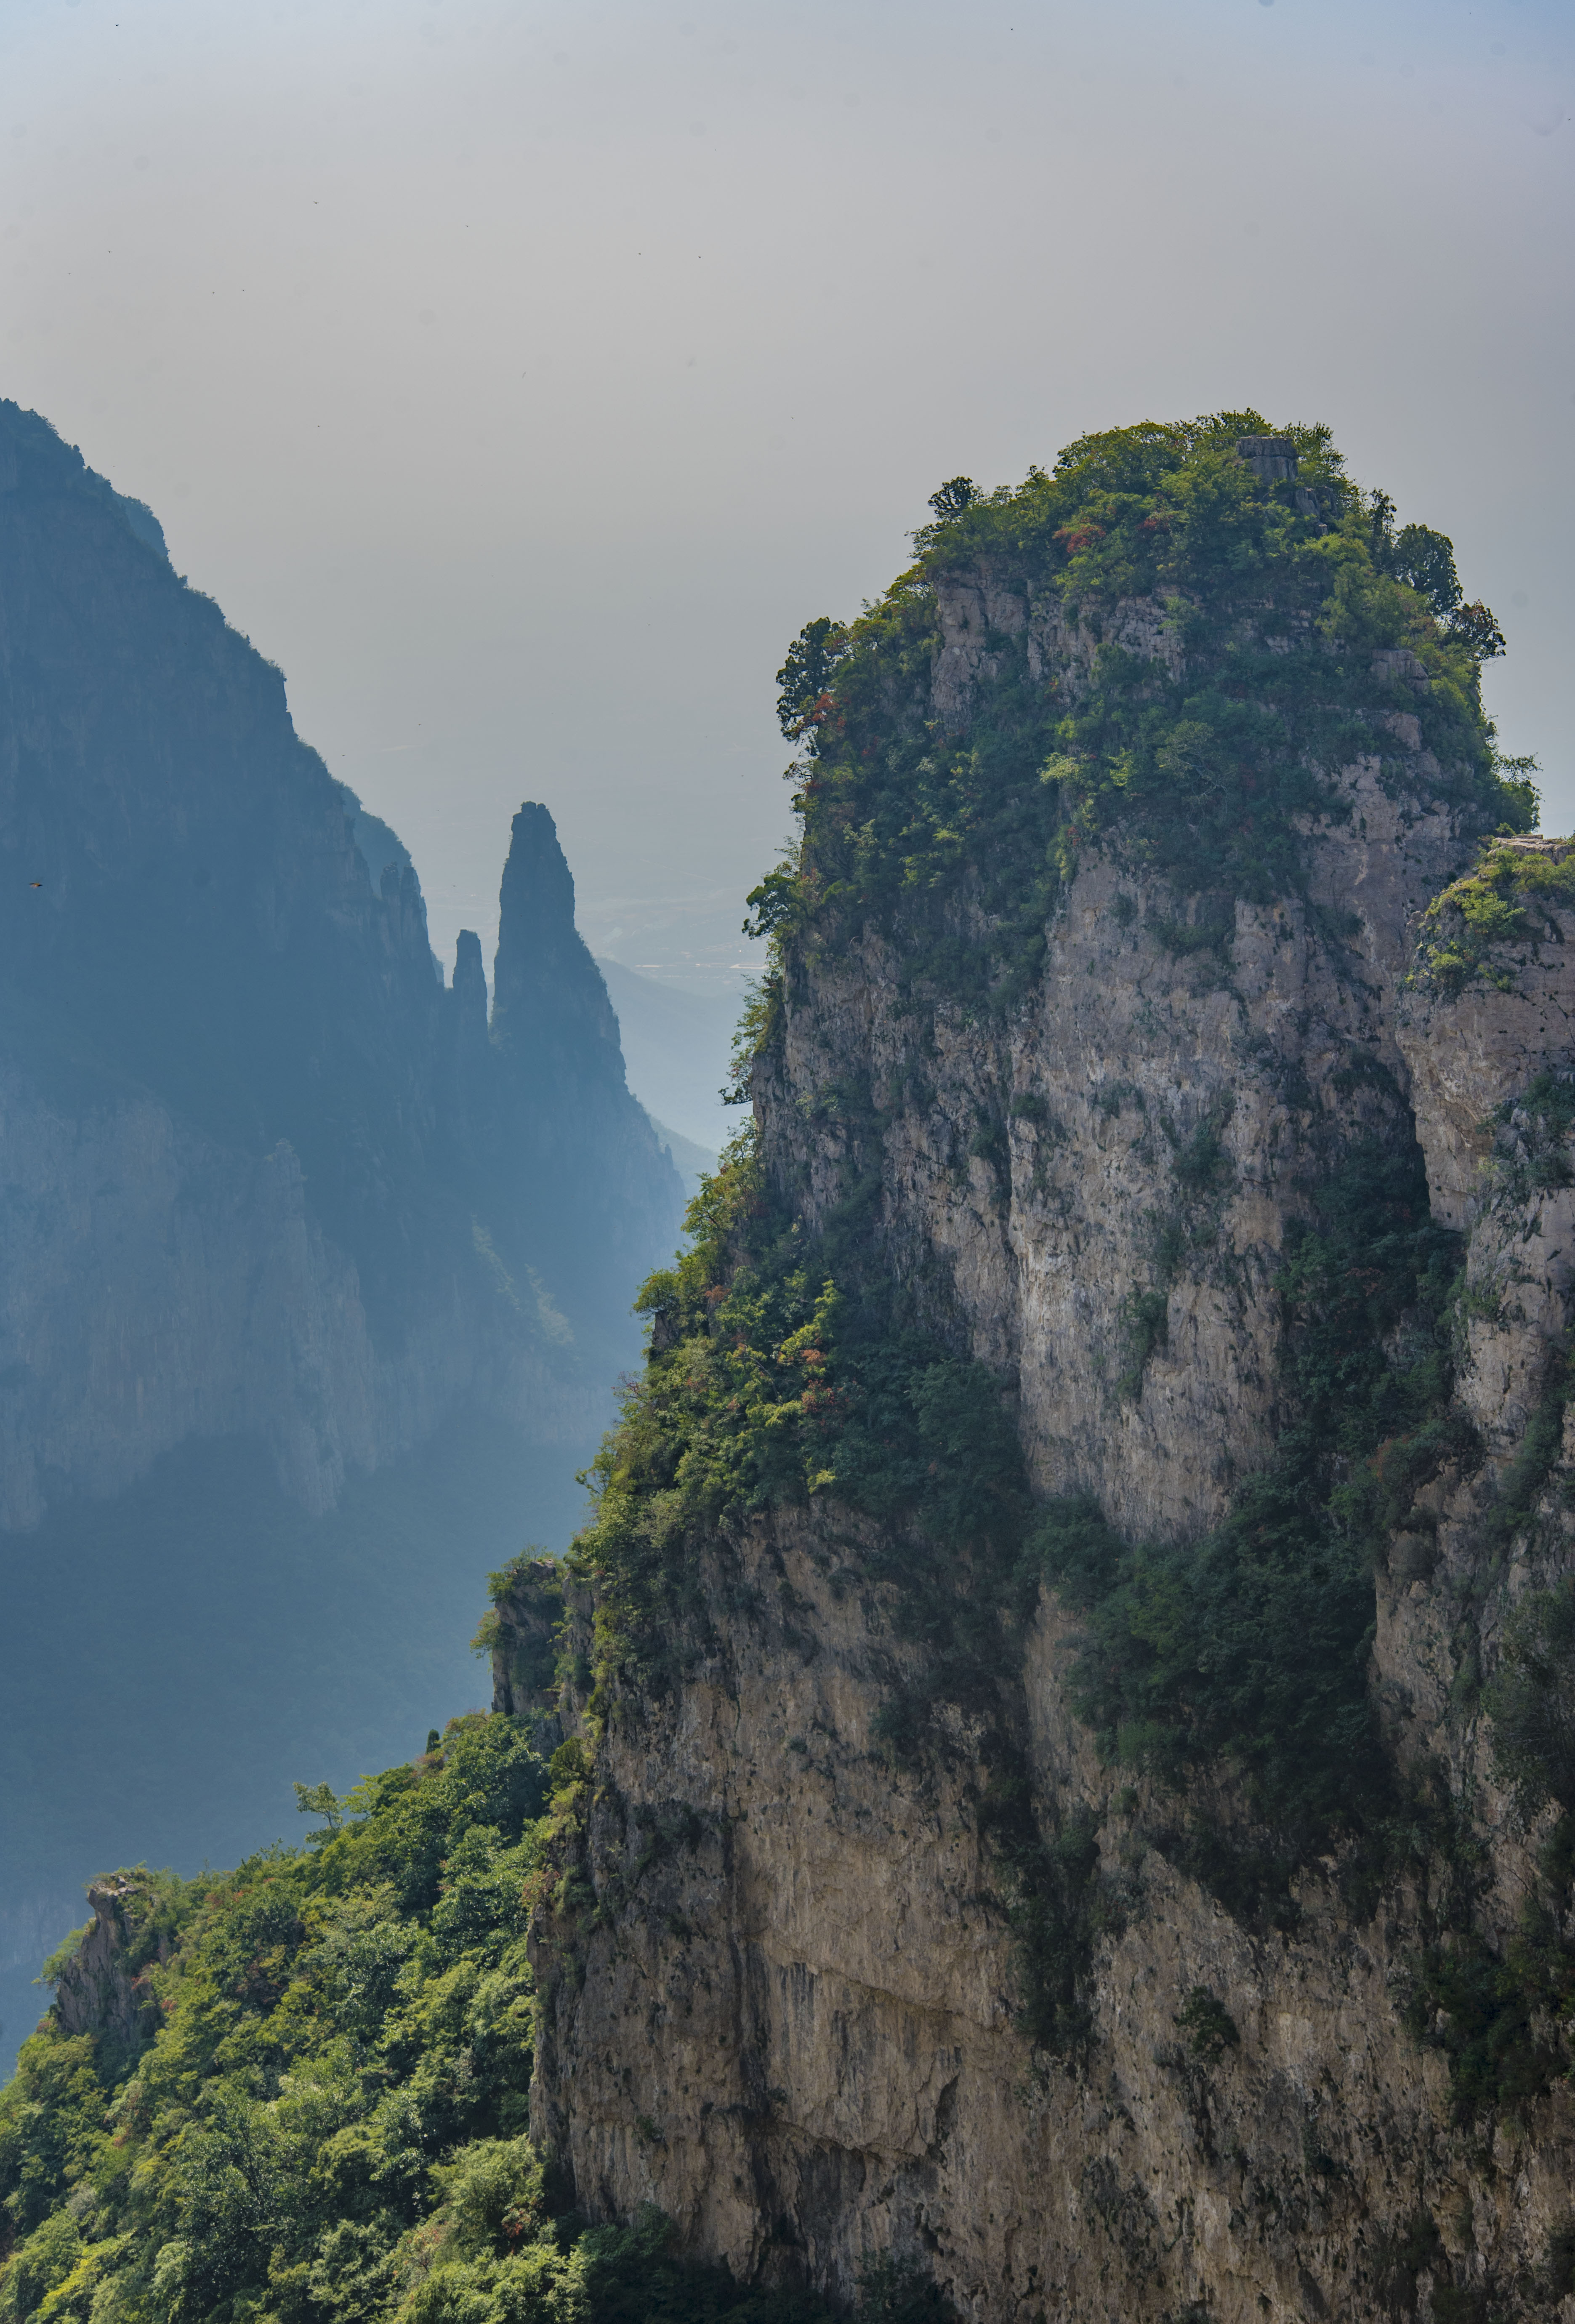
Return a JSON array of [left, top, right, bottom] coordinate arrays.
[[515, 575, 1575, 2316], [1398, 838, 1575, 1232], [1396, 842, 1575, 1476], [50, 1877, 168, 2058], [0, 1070, 428, 1525], [761, 749, 1462, 1545], [931, 568, 1181, 737], [522, 1512, 1575, 2321], [1381, 854, 1575, 1842]]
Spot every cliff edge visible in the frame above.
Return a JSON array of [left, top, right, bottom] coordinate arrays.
[[510, 422, 1575, 2319]]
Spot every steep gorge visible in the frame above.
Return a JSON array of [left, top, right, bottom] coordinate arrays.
[[0, 402, 681, 1526]]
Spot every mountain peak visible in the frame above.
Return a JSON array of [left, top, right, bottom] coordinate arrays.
[[490, 800, 621, 1077]]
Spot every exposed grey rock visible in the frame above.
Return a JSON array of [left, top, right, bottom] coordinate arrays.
[[49, 1876, 165, 2056], [1236, 434, 1298, 484], [514, 575, 1575, 2319]]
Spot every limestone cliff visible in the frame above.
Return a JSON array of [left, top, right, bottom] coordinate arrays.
[[500, 429, 1575, 2319], [758, 749, 1461, 1548], [48, 1877, 170, 2060]]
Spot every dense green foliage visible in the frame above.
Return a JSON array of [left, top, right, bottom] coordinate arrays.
[[2, 1717, 545, 2324], [578, 1132, 1030, 1714], [1368, 495, 1466, 618], [1174, 1987, 1239, 2066], [0, 1414, 595, 2101], [1411, 833, 1572, 999], [1405, 1890, 1575, 2123], [750, 411, 1523, 1014], [0, 1719, 950, 2324]]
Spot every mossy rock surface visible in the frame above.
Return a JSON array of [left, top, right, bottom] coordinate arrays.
[[1411, 835, 1575, 998]]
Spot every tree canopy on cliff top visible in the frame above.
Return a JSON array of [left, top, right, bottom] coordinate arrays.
[[578, 419, 1543, 1967], [751, 410, 1527, 994]]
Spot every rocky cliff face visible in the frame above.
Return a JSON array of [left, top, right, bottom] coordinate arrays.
[[521, 1509, 1575, 2323], [502, 439, 1575, 2321], [49, 1877, 168, 2059], [0, 400, 681, 1525], [482, 804, 689, 1327], [761, 745, 1462, 1548]]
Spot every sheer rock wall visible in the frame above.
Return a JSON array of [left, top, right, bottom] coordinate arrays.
[[524, 1506, 1575, 2321], [513, 580, 1575, 2317], [760, 751, 1462, 1546]]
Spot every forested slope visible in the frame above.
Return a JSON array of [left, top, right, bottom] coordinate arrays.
[[0, 1720, 951, 2324]]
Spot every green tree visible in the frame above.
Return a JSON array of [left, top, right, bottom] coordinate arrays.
[[1390, 521, 1463, 616], [926, 476, 979, 524], [294, 1778, 345, 1833], [1448, 598, 1507, 662], [774, 616, 846, 740]]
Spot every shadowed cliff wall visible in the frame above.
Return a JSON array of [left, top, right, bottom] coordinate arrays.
[[0, 399, 682, 1525]]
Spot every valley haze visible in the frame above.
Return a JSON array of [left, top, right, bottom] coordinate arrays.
[[0, 399, 687, 2080]]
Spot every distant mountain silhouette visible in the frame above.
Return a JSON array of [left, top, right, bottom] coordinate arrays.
[[596, 956, 737, 1153], [0, 401, 683, 2065]]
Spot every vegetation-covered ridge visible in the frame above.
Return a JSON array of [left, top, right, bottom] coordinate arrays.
[[745, 410, 1530, 1016], [565, 1131, 1027, 1716], [1410, 833, 1575, 998], [0, 1715, 953, 2324], [550, 397, 1558, 2065]]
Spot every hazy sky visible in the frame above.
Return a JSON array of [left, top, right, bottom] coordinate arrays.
[[3, 0, 1570, 990]]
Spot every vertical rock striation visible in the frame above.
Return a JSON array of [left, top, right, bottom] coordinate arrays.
[[760, 752, 1462, 1546]]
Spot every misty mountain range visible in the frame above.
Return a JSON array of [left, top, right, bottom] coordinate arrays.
[[0, 401, 712, 2065], [593, 956, 735, 1166]]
